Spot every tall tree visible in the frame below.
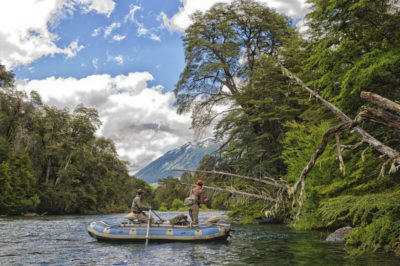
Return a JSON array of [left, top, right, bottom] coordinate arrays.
[[175, 0, 293, 131]]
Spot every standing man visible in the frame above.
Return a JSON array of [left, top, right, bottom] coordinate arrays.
[[188, 180, 208, 225], [131, 189, 155, 224]]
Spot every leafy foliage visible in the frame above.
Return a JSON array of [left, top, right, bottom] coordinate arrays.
[[175, 0, 400, 255], [175, 0, 293, 131], [0, 66, 145, 215]]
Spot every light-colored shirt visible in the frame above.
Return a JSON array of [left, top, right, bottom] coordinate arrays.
[[131, 195, 150, 213]]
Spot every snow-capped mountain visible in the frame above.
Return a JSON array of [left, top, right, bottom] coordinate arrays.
[[135, 138, 220, 184]]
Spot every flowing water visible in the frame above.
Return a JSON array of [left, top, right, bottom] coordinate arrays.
[[0, 211, 398, 265]]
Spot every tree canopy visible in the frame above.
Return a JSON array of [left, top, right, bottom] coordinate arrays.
[[0, 66, 150, 215], [174, 0, 293, 130], [175, 0, 400, 255]]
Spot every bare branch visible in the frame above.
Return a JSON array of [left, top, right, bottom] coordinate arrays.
[[340, 140, 364, 151], [359, 106, 400, 131], [172, 169, 288, 189], [279, 63, 400, 160], [293, 120, 360, 195], [335, 133, 346, 175], [181, 182, 284, 203]]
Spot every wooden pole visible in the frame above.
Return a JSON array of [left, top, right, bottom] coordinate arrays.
[[145, 210, 151, 247]]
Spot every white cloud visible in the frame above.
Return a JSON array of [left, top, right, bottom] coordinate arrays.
[[150, 34, 161, 42], [122, 5, 161, 42], [112, 34, 126, 41], [113, 55, 124, 64], [136, 24, 161, 42], [124, 5, 141, 23], [0, 0, 115, 69], [64, 40, 85, 58], [106, 52, 124, 65], [92, 27, 102, 37], [104, 22, 120, 38], [92, 57, 99, 70], [137, 25, 149, 36], [16, 72, 194, 173], [76, 0, 115, 18], [162, 0, 311, 32]]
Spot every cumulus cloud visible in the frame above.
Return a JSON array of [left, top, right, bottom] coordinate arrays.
[[76, 0, 115, 18], [16, 72, 194, 173], [0, 0, 115, 69], [161, 0, 311, 32]]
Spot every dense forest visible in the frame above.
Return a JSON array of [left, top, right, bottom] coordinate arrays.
[[173, 0, 400, 255], [1, 0, 399, 256], [0, 65, 154, 215]]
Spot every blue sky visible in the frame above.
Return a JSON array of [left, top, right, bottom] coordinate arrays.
[[14, 0, 185, 92], [0, 0, 310, 174]]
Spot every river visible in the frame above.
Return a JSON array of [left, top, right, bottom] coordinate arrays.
[[0, 211, 398, 265]]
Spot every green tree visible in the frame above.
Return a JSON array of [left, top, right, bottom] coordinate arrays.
[[0, 162, 13, 213], [0, 64, 146, 215], [277, 0, 400, 254], [0, 64, 14, 88], [216, 56, 307, 176], [175, 0, 293, 130], [154, 177, 187, 209]]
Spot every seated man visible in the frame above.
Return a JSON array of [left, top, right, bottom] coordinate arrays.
[[129, 189, 155, 224]]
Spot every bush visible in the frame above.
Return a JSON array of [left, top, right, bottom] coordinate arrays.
[[159, 206, 168, 211], [171, 199, 185, 210]]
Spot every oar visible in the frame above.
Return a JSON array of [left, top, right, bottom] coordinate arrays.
[[145, 210, 151, 247]]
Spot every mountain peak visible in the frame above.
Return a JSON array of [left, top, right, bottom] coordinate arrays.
[[135, 138, 219, 184]]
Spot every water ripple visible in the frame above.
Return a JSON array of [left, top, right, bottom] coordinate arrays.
[[0, 212, 398, 265]]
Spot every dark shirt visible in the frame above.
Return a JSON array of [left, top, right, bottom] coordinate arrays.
[[191, 186, 206, 204]]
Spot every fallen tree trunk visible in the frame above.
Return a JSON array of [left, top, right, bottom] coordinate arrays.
[[280, 64, 400, 160], [360, 91, 400, 116], [279, 64, 400, 222]]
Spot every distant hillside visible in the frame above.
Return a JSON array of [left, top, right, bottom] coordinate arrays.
[[135, 138, 220, 184]]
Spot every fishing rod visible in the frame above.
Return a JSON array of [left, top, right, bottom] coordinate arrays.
[[151, 210, 164, 222]]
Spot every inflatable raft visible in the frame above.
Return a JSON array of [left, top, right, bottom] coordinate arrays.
[[88, 221, 231, 242]]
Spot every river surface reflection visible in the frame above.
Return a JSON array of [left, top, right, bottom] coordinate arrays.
[[0, 211, 398, 265]]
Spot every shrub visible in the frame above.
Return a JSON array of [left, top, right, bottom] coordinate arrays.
[[171, 199, 185, 210]]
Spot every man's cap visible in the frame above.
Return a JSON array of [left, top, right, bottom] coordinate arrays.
[[137, 189, 144, 194], [197, 180, 203, 185]]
